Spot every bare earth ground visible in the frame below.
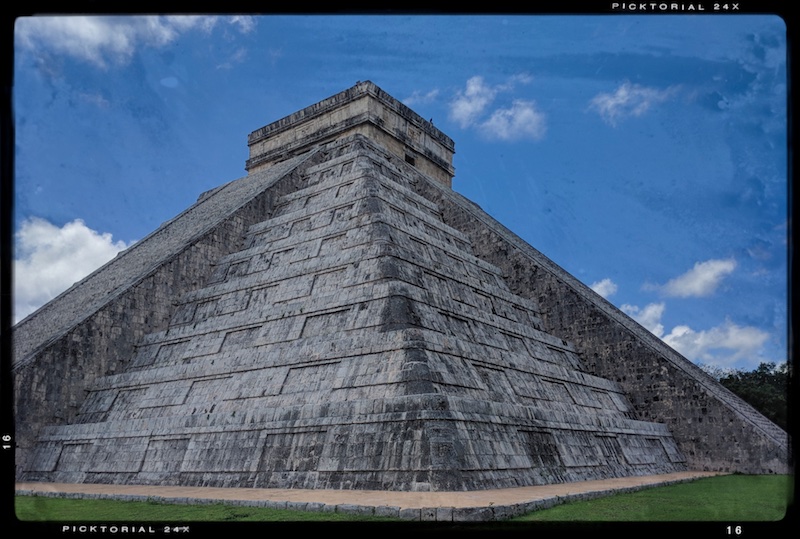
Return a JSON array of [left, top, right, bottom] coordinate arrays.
[[16, 471, 722, 520]]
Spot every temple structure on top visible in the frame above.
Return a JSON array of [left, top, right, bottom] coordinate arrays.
[[246, 81, 455, 187], [13, 82, 788, 492]]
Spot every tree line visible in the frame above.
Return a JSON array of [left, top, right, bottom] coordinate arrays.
[[701, 362, 789, 431]]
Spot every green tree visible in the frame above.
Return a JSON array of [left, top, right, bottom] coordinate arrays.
[[715, 362, 789, 431]]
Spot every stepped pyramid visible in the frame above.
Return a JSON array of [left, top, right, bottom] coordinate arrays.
[[13, 82, 788, 491]]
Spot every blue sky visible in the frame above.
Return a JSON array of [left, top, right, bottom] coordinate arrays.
[[12, 12, 788, 372]]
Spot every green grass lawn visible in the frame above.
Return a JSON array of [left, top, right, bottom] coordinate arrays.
[[15, 496, 400, 522], [511, 474, 793, 522], [15, 475, 793, 523]]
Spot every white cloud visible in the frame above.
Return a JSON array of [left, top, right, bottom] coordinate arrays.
[[480, 100, 546, 141], [449, 74, 544, 140], [16, 16, 138, 67], [78, 92, 110, 108], [591, 278, 618, 299], [663, 321, 770, 369], [216, 47, 249, 70], [589, 81, 677, 126], [15, 15, 255, 68], [502, 73, 534, 88], [13, 217, 132, 323], [226, 15, 256, 34], [621, 300, 771, 369], [659, 258, 737, 298], [622, 302, 665, 337], [403, 88, 440, 107], [449, 76, 498, 128]]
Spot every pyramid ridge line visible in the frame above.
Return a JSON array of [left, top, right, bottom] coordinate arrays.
[[233, 177, 457, 248], [40, 402, 675, 441], [108, 327, 586, 394], [150, 279, 545, 353], [283, 151, 438, 210], [182, 219, 493, 309], [81, 324, 629, 415], [273, 165, 442, 223]]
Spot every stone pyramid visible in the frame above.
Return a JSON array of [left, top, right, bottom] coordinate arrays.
[[13, 82, 788, 491]]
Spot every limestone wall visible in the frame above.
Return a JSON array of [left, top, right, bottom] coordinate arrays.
[[12, 152, 322, 476], [20, 136, 688, 491], [413, 174, 790, 475]]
